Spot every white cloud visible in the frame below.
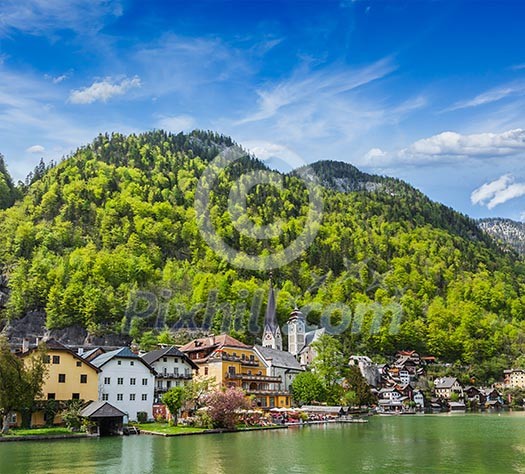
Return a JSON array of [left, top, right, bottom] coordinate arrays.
[[471, 174, 525, 209], [243, 141, 306, 170], [0, 0, 123, 36], [520, 212, 525, 222], [445, 81, 525, 112], [69, 76, 141, 104], [156, 115, 195, 132], [363, 128, 525, 167], [26, 145, 45, 154], [238, 57, 397, 124]]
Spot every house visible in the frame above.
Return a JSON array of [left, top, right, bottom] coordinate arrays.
[[434, 377, 464, 400], [141, 346, 198, 402], [448, 401, 466, 412], [18, 339, 101, 426], [253, 344, 304, 392], [378, 387, 402, 401], [180, 334, 291, 408], [80, 401, 126, 436], [90, 347, 156, 422], [413, 390, 425, 410], [464, 386, 486, 405], [503, 369, 525, 388]]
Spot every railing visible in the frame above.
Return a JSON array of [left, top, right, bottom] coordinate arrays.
[[157, 373, 192, 379], [246, 389, 290, 396], [218, 353, 260, 366], [225, 373, 282, 383]]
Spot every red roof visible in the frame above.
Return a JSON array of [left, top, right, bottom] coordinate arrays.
[[179, 334, 251, 353]]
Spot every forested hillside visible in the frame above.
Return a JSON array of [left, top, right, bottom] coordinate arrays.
[[1, 130, 524, 382]]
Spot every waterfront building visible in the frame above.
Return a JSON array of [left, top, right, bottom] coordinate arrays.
[[141, 346, 198, 402], [18, 339, 101, 426], [434, 377, 464, 400], [503, 369, 525, 388], [91, 347, 156, 422], [180, 334, 290, 408], [253, 344, 304, 392]]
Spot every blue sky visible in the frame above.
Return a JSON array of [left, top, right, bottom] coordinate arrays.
[[1, 0, 525, 220]]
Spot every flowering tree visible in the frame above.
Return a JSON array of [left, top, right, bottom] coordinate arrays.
[[203, 387, 251, 430]]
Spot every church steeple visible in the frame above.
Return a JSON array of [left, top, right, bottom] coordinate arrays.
[[262, 274, 282, 350]]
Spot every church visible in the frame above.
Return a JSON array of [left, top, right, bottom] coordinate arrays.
[[261, 279, 325, 368]]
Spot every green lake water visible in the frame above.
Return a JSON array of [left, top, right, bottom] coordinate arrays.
[[1, 413, 524, 473]]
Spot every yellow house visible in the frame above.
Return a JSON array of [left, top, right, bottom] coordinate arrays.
[[180, 334, 291, 408], [19, 339, 100, 426]]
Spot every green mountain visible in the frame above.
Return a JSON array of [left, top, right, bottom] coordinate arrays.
[[1, 130, 524, 382]]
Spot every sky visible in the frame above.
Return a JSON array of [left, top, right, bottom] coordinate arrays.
[[1, 0, 525, 220]]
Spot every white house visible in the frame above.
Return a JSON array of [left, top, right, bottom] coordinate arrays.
[[141, 346, 198, 402], [413, 390, 425, 409], [254, 344, 304, 392], [434, 377, 464, 400], [91, 347, 156, 422]]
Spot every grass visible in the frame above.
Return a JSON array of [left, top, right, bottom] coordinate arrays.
[[136, 423, 207, 435], [4, 427, 77, 437]]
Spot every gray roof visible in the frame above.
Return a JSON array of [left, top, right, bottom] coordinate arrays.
[[91, 347, 155, 373], [434, 377, 461, 389], [254, 345, 303, 371], [80, 401, 126, 418], [264, 283, 278, 334], [141, 346, 198, 370], [81, 347, 102, 360], [300, 405, 346, 413], [299, 328, 326, 354]]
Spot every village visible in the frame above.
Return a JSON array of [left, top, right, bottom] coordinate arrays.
[[2, 283, 524, 439]]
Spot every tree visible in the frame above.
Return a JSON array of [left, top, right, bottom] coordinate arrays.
[[182, 377, 217, 412], [291, 371, 326, 405], [203, 387, 250, 430], [0, 337, 48, 433], [341, 366, 375, 407], [162, 387, 186, 426], [311, 334, 345, 403]]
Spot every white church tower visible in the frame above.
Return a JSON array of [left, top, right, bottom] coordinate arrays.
[[287, 307, 305, 356], [262, 277, 282, 351]]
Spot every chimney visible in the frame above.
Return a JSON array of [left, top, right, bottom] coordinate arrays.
[[77, 347, 84, 356], [35, 337, 40, 347], [209, 334, 215, 345], [22, 338, 29, 353]]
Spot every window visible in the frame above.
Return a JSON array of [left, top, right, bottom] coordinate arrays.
[[130, 378, 136, 385], [52, 355, 60, 364], [228, 366, 236, 376], [130, 361, 134, 366], [130, 394, 136, 401], [250, 355, 254, 361], [163, 367, 167, 375], [117, 378, 124, 385], [80, 374, 87, 384], [104, 377, 111, 384], [204, 367, 209, 376], [163, 357, 167, 362], [72, 393, 80, 400], [167, 381, 172, 388], [47, 393, 55, 400], [174, 368, 179, 376], [44, 355, 51, 364], [142, 378, 148, 386], [117, 394, 123, 401], [117, 360, 122, 365], [102, 394, 109, 401], [58, 374, 66, 383], [142, 394, 147, 401], [76, 361, 82, 367]]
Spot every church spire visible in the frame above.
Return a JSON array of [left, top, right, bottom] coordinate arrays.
[[262, 273, 282, 350]]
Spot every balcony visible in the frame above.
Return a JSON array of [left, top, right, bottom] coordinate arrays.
[[157, 373, 193, 380], [217, 353, 260, 366], [225, 373, 282, 383], [246, 389, 290, 396]]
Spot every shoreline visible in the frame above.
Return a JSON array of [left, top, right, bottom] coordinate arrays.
[[0, 433, 90, 443]]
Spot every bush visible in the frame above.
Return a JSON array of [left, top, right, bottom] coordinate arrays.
[[136, 412, 148, 423]]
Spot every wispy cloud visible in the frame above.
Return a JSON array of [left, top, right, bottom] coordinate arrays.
[[69, 76, 141, 104], [237, 57, 397, 124], [0, 0, 123, 36], [471, 174, 525, 209], [362, 128, 525, 166], [444, 81, 525, 112], [26, 145, 45, 154]]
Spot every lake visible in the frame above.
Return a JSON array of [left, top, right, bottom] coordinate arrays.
[[1, 413, 524, 473]]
